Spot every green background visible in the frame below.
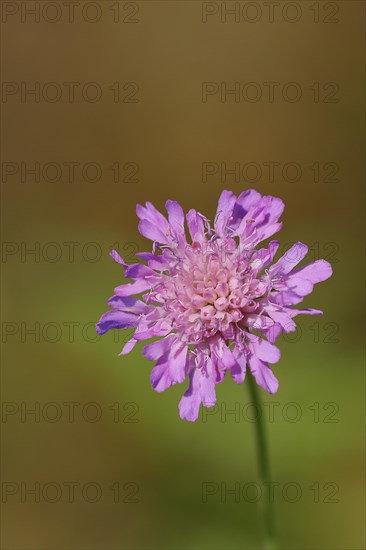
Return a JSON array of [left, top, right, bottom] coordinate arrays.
[[1, 1, 365, 549]]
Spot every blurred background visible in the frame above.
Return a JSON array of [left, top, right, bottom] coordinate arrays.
[[1, 1, 365, 548]]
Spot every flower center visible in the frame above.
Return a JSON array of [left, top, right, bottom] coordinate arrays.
[[149, 239, 267, 344]]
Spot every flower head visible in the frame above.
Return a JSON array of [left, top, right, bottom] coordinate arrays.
[[97, 190, 332, 421]]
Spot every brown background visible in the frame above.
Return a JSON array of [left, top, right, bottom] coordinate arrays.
[[1, 1, 365, 549]]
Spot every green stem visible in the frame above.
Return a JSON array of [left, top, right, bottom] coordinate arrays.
[[247, 373, 276, 550]]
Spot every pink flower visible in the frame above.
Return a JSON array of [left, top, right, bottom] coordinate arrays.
[[97, 190, 332, 421]]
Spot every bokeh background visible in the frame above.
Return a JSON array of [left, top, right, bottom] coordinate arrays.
[[1, 1, 365, 549]]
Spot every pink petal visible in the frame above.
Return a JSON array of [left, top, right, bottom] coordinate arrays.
[[293, 260, 333, 284], [138, 219, 170, 244], [96, 310, 138, 335], [248, 355, 279, 394], [114, 279, 152, 296], [214, 190, 237, 236], [186, 209, 205, 242], [143, 335, 175, 361], [249, 337, 281, 364], [150, 341, 188, 392], [166, 200, 186, 242], [269, 242, 308, 276], [136, 202, 169, 230], [119, 337, 138, 355], [178, 354, 217, 422], [110, 249, 128, 267]]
